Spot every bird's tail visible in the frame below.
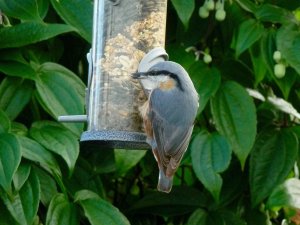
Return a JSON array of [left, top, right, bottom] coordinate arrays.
[[157, 169, 173, 193]]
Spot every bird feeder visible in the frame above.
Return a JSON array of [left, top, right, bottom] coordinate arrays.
[[59, 0, 168, 149]]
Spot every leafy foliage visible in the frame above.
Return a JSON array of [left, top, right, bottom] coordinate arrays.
[[0, 0, 300, 224]]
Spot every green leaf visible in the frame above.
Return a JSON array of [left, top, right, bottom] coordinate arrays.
[[50, 0, 93, 42], [35, 62, 85, 136], [244, 207, 268, 225], [11, 122, 28, 136], [13, 162, 31, 191], [273, 67, 297, 100], [0, 0, 48, 21], [0, 49, 28, 63], [276, 24, 300, 75], [260, 28, 276, 76], [37, 0, 49, 19], [211, 81, 257, 168], [128, 186, 207, 217], [255, 4, 296, 24], [218, 161, 245, 207], [167, 44, 196, 69], [29, 121, 79, 174], [250, 129, 298, 207], [17, 135, 62, 176], [114, 149, 146, 176], [170, 0, 194, 29], [266, 178, 300, 210], [0, 77, 33, 120], [0, 61, 36, 79], [250, 42, 267, 87], [46, 194, 79, 225], [187, 210, 246, 225], [0, 133, 21, 193], [187, 208, 207, 225], [0, 22, 75, 49], [2, 169, 40, 225], [188, 62, 221, 113], [0, 109, 10, 134], [220, 211, 247, 225], [0, 201, 18, 225], [64, 160, 105, 198], [234, 0, 257, 13], [75, 190, 130, 225], [191, 131, 231, 201], [232, 19, 264, 58], [34, 167, 58, 206], [87, 150, 116, 174], [220, 59, 253, 87]]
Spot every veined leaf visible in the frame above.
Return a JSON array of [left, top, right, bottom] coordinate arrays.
[[12, 163, 31, 192], [0, 22, 75, 49], [188, 62, 221, 113], [232, 19, 264, 58], [17, 135, 62, 176], [29, 121, 79, 174], [250, 42, 267, 87], [128, 186, 207, 217], [0, 0, 48, 21], [64, 160, 105, 198], [187, 209, 245, 225], [191, 131, 231, 201], [0, 201, 17, 225], [266, 178, 300, 210], [0, 61, 36, 80], [255, 4, 296, 24], [274, 67, 297, 100], [260, 28, 276, 76], [211, 81, 257, 168], [0, 109, 10, 134], [11, 122, 28, 136], [234, 0, 257, 13], [75, 190, 130, 225], [2, 169, 40, 225], [244, 207, 268, 225], [34, 167, 58, 207], [167, 44, 195, 69], [0, 77, 33, 120], [46, 194, 79, 225], [115, 149, 146, 176], [35, 62, 85, 136], [0, 49, 28, 63], [250, 129, 298, 207], [170, 0, 194, 29], [50, 0, 93, 42], [187, 208, 207, 225], [276, 24, 300, 75], [0, 133, 21, 194]]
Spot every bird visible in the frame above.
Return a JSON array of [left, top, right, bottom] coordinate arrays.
[[132, 61, 199, 193]]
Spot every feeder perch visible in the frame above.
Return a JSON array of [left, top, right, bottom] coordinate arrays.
[[58, 0, 168, 149]]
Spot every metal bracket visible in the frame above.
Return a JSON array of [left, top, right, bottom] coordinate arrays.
[[57, 49, 92, 123]]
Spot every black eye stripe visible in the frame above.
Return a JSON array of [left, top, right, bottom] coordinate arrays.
[[147, 70, 184, 91]]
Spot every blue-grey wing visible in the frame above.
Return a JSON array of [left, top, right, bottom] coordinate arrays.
[[149, 88, 195, 176]]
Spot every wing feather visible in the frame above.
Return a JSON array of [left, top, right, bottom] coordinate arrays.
[[149, 88, 195, 177]]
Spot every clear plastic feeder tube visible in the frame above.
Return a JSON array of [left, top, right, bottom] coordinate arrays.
[[83, 0, 168, 148]]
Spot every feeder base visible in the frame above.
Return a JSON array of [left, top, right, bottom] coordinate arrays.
[[80, 130, 150, 150]]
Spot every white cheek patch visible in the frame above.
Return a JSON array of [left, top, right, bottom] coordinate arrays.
[[154, 75, 169, 83]]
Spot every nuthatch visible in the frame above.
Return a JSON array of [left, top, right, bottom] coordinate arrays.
[[133, 61, 199, 193]]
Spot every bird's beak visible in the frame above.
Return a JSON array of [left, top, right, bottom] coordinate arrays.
[[132, 72, 147, 79]]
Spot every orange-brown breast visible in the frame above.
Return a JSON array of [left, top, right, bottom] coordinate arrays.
[[159, 79, 176, 91]]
